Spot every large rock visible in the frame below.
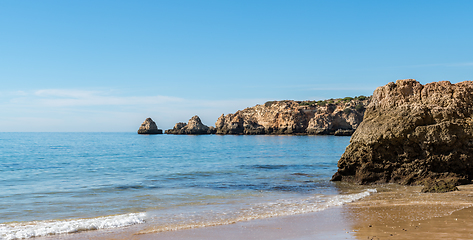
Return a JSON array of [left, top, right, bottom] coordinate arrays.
[[331, 79, 473, 189], [215, 98, 369, 135], [165, 115, 216, 134], [137, 118, 163, 134]]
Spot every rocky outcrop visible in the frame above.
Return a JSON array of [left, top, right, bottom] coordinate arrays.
[[331, 79, 473, 190], [137, 118, 163, 134], [215, 98, 370, 135], [165, 115, 216, 134]]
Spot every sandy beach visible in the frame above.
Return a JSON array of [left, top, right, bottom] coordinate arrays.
[[347, 184, 473, 239], [37, 184, 473, 240]]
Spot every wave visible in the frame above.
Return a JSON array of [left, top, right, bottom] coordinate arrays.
[[0, 212, 146, 240], [143, 189, 377, 233], [1, 190, 377, 239]]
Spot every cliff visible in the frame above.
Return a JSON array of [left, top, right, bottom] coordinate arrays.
[[331, 79, 473, 192], [138, 118, 163, 134], [215, 97, 370, 135]]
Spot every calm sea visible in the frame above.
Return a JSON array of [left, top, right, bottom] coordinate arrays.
[[0, 133, 375, 239]]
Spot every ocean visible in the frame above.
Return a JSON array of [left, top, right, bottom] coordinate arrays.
[[0, 133, 376, 239]]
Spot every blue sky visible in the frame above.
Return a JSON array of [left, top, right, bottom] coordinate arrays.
[[1, 1, 472, 132]]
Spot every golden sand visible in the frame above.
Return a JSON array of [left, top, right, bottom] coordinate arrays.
[[346, 184, 473, 239]]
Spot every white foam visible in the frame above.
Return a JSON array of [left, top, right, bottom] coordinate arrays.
[[146, 189, 377, 233], [0, 212, 146, 240], [243, 188, 377, 218]]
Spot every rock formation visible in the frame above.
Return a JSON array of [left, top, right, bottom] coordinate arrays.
[[331, 79, 473, 191], [137, 118, 163, 134], [165, 115, 216, 134], [215, 98, 370, 135]]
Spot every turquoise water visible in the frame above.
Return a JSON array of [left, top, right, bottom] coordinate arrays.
[[0, 133, 375, 239]]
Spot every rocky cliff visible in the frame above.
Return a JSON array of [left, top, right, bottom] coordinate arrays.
[[331, 79, 473, 191], [215, 97, 370, 135], [165, 115, 216, 134], [137, 118, 163, 134]]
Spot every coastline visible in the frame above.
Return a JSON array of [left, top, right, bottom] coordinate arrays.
[[36, 184, 473, 240]]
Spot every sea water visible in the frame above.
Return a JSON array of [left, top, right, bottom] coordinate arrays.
[[0, 133, 376, 239]]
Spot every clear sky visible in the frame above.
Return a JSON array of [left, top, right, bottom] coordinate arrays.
[[1, 1, 472, 132]]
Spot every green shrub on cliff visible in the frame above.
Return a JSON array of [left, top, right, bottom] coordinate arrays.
[[355, 104, 365, 112], [264, 101, 275, 107], [299, 101, 316, 106], [343, 108, 352, 114], [317, 100, 327, 106], [340, 96, 369, 103]]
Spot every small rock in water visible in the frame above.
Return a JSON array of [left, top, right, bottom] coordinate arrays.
[[421, 179, 459, 193], [138, 117, 163, 134], [165, 115, 215, 134]]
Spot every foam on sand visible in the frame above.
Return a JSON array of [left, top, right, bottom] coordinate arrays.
[[0, 212, 146, 240], [1, 190, 377, 239], [143, 189, 377, 233]]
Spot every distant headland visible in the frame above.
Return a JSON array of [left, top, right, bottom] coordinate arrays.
[[161, 96, 370, 136]]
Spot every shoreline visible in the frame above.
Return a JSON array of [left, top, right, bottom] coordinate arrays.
[[36, 184, 473, 240]]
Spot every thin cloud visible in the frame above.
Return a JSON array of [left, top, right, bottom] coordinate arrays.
[[11, 89, 185, 107], [34, 89, 98, 98], [0, 88, 268, 131], [4, 89, 264, 112], [400, 62, 473, 68], [37, 95, 185, 107], [449, 62, 473, 67], [256, 84, 376, 92], [308, 87, 376, 91]]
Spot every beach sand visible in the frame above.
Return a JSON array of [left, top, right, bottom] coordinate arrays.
[[346, 184, 473, 239], [39, 184, 473, 240]]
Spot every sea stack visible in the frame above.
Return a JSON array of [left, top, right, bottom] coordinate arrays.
[[137, 118, 163, 134], [165, 115, 216, 134], [331, 79, 473, 192]]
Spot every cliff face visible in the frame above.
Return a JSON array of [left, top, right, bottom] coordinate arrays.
[[138, 118, 163, 134], [332, 79, 473, 190], [215, 98, 370, 135]]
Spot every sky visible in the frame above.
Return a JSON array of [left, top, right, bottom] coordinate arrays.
[[1, 1, 472, 132]]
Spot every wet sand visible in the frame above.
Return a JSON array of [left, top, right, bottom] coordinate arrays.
[[39, 206, 356, 240], [346, 184, 473, 239], [39, 184, 473, 240]]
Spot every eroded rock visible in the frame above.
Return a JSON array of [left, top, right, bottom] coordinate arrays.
[[215, 98, 369, 135], [165, 115, 216, 134], [331, 79, 473, 192], [137, 118, 163, 134], [421, 178, 460, 193]]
